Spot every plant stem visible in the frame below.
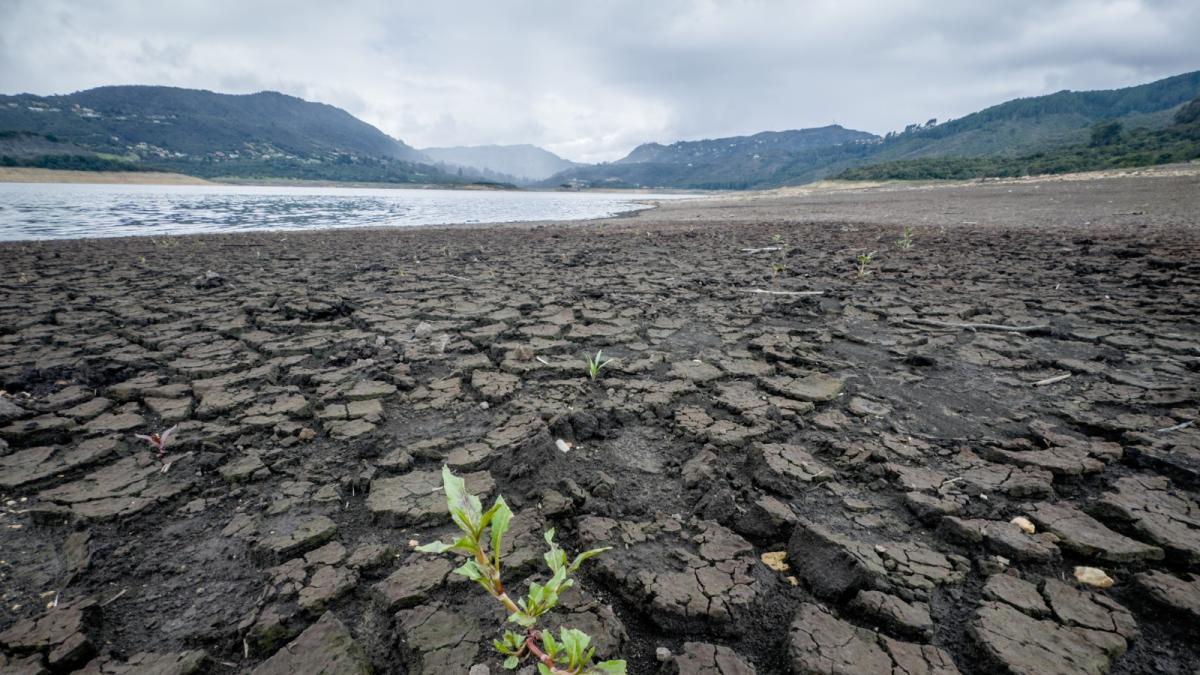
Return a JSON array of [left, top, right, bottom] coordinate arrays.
[[525, 630, 571, 674], [496, 590, 520, 615]]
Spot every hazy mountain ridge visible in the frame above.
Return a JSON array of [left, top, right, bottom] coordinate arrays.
[[544, 125, 880, 189], [618, 125, 879, 164], [543, 70, 1200, 189], [421, 144, 578, 182]]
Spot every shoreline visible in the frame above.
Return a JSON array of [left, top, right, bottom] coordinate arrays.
[[3, 161, 1195, 193], [0, 167, 214, 185]]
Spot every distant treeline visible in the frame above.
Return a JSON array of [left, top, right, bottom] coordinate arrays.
[[149, 156, 463, 185], [836, 99, 1200, 181], [0, 153, 157, 172]]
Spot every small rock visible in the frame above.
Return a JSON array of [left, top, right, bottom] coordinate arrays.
[[1074, 566, 1115, 589], [760, 551, 790, 573], [1011, 516, 1036, 534], [193, 270, 225, 289]]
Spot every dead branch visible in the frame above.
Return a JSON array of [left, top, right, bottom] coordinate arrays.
[[1155, 420, 1194, 434], [905, 318, 1050, 333], [739, 288, 824, 296], [1031, 373, 1073, 387]]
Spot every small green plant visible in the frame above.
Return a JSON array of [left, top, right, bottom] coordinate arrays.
[[418, 467, 624, 674], [583, 350, 615, 380], [896, 226, 914, 250], [855, 251, 876, 279]]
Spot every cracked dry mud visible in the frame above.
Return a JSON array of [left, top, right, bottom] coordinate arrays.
[[1, 169, 1199, 674]]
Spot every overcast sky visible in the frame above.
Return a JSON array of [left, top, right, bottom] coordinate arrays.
[[1, 1, 1198, 163]]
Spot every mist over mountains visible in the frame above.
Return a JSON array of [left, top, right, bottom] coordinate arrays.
[[2, 70, 1198, 188], [420, 145, 579, 182]]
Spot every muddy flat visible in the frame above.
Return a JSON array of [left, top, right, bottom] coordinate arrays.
[[1, 169, 1198, 674]]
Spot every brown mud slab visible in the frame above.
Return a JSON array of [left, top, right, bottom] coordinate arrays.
[[1, 171, 1199, 674]]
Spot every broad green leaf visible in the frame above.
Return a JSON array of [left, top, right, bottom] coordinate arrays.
[[450, 535, 480, 555], [559, 628, 590, 667], [592, 660, 627, 674], [537, 664, 553, 675], [442, 465, 475, 534], [508, 610, 537, 627], [453, 559, 486, 582], [544, 549, 566, 573], [503, 655, 519, 670], [543, 529, 567, 573], [415, 540, 454, 553], [489, 495, 513, 569], [541, 630, 560, 659], [569, 547, 610, 572]]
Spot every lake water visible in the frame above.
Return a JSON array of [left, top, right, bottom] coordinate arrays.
[[0, 182, 693, 241]]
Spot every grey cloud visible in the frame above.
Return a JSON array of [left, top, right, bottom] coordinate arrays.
[[1, 0, 1197, 162]]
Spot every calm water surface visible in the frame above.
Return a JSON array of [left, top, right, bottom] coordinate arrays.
[[0, 182, 693, 241]]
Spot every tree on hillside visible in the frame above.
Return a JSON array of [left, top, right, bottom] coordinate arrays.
[[1090, 120, 1123, 147], [1175, 97, 1200, 126]]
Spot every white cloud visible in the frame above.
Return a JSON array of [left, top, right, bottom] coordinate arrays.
[[1, 0, 1197, 162]]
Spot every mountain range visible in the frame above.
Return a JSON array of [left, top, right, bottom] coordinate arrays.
[[420, 144, 578, 182], [2, 70, 1198, 188], [544, 70, 1200, 189]]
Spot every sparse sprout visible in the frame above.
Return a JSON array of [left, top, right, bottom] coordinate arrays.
[[856, 251, 876, 279], [134, 424, 178, 461], [418, 466, 624, 674], [896, 226, 914, 250], [583, 351, 615, 380]]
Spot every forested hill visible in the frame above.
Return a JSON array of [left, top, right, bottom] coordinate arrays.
[[617, 126, 878, 165], [542, 70, 1200, 189], [0, 86, 476, 184], [541, 125, 880, 189], [870, 70, 1200, 160], [835, 94, 1200, 181]]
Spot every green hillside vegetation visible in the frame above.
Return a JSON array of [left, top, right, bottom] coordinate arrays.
[[871, 70, 1200, 160], [834, 96, 1200, 181], [542, 126, 880, 189], [544, 70, 1200, 189], [616, 126, 877, 164], [0, 86, 475, 184]]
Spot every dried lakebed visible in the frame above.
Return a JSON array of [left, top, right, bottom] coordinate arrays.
[[1, 172, 1199, 674]]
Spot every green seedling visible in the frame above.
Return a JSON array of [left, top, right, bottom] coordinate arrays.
[[856, 251, 876, 279], [896, 226, 914, 250], [583, 350, 615, 380], [418, 466, 625, 674]]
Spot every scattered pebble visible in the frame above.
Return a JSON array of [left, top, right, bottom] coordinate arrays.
[[1074, 566, 1115, 588], [1011, 516, 1036, 534]]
